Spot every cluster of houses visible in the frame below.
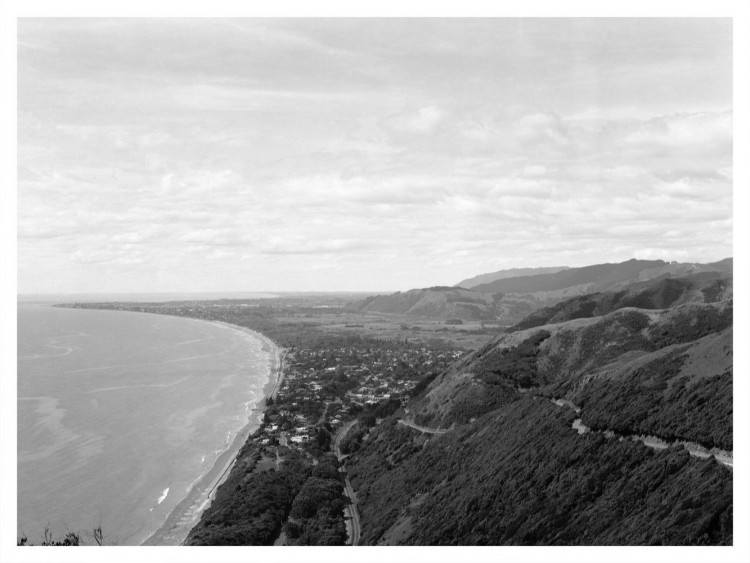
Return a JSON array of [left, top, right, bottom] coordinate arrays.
[[252, 344, 464, 447]]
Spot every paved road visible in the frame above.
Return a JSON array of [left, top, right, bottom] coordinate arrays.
[[550, 397, 733, 468], [397, 419, 450, 434], [333, 420, 361, 546]]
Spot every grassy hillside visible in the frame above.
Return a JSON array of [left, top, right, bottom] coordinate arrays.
[[348, 287, 499, 320], [509, 272, 732, 332], [348, 259, 732, 327]]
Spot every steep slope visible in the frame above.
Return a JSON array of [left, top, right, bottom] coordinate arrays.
[[471, 258, 732, 296], [408, 300, 732, 434], [344, 293, 733, 545], [471, 259, 667, 294], [455, 266, 569, 289], [348, 400, 731, 545], [509, 272, 733, 332], [633, 258, 733, 284]]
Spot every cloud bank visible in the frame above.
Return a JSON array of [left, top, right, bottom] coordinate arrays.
[[17, 18, 732, 292]]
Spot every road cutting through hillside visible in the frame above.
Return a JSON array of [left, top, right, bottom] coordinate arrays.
[[550, 398, 733, 469], [397, 419, 450, 434], [334, 420, 361, 546]]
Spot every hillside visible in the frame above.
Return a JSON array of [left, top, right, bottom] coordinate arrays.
[[470, 259, 666, 294], [348, 286, 499, 321], [348, 400, 731, 545], [508, 272, 733, 332], [470, 258, 732, 295], [348, 259, 732, 326], [455, 266, 569, 289], [343, 287, 733, 545]]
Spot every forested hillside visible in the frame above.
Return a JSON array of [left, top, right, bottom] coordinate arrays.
[[347, 399, 731, 545], [344, 282, 733, 545]]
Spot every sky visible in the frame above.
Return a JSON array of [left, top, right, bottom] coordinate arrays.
[[16, 18, 734, 293]]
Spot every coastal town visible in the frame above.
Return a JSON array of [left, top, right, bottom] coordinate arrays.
[[62, 296, 468, 544], [256, 342, 463, 451]]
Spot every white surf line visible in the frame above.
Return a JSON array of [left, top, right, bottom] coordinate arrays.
[[164, 351, 227, 363], [84, 376, 191, 393], [176, 336, 217, 346], [45, 344, 75, 356], [149, 488, 170, 512]]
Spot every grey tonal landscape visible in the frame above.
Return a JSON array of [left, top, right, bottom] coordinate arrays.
[[11, 15, 743, 560]]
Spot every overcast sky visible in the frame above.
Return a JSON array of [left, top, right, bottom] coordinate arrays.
[[17, 18, 733, 293]]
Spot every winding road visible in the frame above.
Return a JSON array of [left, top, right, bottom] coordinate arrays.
[[397, 419, 450, 434], [333, 420, 361, 546], [550, 397, 733, 469]]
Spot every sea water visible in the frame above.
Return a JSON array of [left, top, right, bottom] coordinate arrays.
[[17, 303, 270, 545]]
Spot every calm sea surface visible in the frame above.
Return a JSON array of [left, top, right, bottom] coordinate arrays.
[[17, 304, 270, 545]]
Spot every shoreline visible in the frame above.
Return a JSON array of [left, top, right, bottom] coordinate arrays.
[[141, 322, 284, 546]]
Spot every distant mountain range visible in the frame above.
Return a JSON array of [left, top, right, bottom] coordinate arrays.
[[468, 258, 732, 294], [455, 266, 570, 289], [348, 258, 732, 324]]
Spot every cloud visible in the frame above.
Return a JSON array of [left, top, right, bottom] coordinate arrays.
[[16, 19, 733, 293], [260, 238, 368, 256], [382, 106, 445, 135]]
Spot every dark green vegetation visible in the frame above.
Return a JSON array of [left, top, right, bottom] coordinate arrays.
[[347, 398, 732, 545]]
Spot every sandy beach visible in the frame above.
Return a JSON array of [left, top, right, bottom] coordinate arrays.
[[141, 322, 283, 546]]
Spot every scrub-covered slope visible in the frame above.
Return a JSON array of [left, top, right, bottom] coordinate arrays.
[[344, 286, 733, 545]]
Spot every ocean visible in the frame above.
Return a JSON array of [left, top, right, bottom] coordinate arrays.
[[16, 303, 271, 545]]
